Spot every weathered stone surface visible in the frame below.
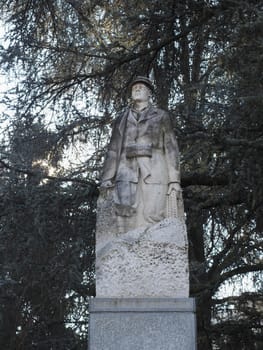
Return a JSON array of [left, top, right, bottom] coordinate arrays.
[[89, 298, 197, 350], [96, 189, 118, 249], [96, 217, 189, 298]]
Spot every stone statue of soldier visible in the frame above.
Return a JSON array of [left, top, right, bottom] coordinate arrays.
[[100, 76, 184, 233]]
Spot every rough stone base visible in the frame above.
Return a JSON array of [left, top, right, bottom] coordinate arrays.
[[96, 218, 189, 298], [89, 298, 197, 350]]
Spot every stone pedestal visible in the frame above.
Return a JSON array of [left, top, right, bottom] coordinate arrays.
[[89, 298, 197, 350], [93, 191, 196, 349]]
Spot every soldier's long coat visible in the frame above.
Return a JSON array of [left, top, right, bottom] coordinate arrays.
[[101, 105, 181, 223]]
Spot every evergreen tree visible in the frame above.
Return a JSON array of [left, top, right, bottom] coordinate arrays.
[[0, 1, 262, 348]]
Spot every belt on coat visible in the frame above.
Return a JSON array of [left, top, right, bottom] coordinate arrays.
[[125, 144, 153, 158]]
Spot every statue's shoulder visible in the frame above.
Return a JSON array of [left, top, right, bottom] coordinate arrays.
[[152, 106, 169, 117], [110, 108, 129, 129], [115, 107, 129, 121]]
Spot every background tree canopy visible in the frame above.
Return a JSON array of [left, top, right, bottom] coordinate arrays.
[[0, 0, 262, 349]]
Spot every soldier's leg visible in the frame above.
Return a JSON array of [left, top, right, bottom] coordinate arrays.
[[141, 182, 167, 224]]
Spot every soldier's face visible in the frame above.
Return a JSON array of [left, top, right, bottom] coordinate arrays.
[[131, 83, 151, 102]]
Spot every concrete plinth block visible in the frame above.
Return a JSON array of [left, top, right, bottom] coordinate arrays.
[[89, 298, 197, 350]]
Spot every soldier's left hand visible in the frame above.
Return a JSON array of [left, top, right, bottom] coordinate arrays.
[[167, 182, 182, 195]]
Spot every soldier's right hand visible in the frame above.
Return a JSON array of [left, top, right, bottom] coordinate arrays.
[[100, 180, 114, 189]]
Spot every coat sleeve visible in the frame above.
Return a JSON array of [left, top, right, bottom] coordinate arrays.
[[162, 112, 181, 184], [100, 116, 121, 183]]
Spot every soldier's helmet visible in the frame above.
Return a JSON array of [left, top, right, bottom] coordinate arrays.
[[130, 76, 154, 94]]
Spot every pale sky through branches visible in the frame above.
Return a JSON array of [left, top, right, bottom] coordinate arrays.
[[0, 12, 258, 301]]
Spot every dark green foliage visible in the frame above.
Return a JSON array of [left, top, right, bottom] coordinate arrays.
[[0, 117, 96, 349], [1, 181, 96, 349], [0, 178, 96, 349]]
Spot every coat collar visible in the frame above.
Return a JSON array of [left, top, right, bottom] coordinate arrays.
[[130, 104, 158, 122], [138, 105, 158, 122], [117, 105, 158, 134]]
